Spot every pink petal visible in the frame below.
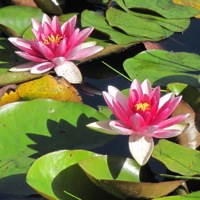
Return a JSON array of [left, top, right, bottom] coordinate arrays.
[[103, 93, 130, 125], [129, 134, 154, 166], [158, 93, 174, 109], [31, 18, 41, 31], [42, 14, 52, 26], [130, 113, 146, 132], [9, 62, 36, 72], [130, 79, 142, 97], [73, 27, 94, 47], [154, 96, 182, 123], [37, 42, 55, 60], [54, 61, 82, 84], [52, 15, 62, 34], [68, 46, 103, 60], [31, 62, 54, 74], [141, 79, 152, 95], [158, 114, 189, 129], [87, 120, 118, 135], [109, 120, 134, 135], [61, 15, 77, 36], [55, 38, 68, 57], [151, 123, 188, 138], [107, 85, 127, 111], [8, 37, 32, 52], [15, 51, 47, 62]]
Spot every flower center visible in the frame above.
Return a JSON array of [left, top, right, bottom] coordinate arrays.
[[135, 102, 150, 112], [43, 34, 63, 45]]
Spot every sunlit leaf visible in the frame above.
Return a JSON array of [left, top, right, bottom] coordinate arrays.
[[81, 10, 146, 45], [152, 139, 200, 176], [79, 155, 184, 199], [173, 0, 200, 18], [0, 91, 20, 106], [0, 100, 113, 194], [124, 0, 200, 19], [27, 150, 116, 200], [124, 50, 200, 87], [106, 8, 172, 39], [16, 75, 82, 102], [0, 6, 43, 36]]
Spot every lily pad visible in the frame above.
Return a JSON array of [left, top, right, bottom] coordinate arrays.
[[124, 50, 200, 87], [0, 99, 113, 194], [124, 0, 200, 19], [0, 5, 43, 36], [27, 150, 116, 200], [152, 139, 200, 176], [79, 155, 184, 199]]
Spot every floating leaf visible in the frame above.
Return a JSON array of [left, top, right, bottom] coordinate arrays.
[[124, 0, 200, 19], [152, 139, 200, 176], [0, 6, 43, 36], [17, 75, 82, 102], [79, 155, 184, 199], [81, 10, 146, 45], [27, 150, 116, 200], [106, 8, 172, 39], [124, 50, 200, 87], [0, 100, 113, 194], [173, 0, 200, 18]]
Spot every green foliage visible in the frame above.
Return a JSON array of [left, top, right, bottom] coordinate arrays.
[[124, 50, 200, 86]]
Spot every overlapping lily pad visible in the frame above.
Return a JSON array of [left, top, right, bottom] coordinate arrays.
[[0, 99, 114, 194], [124, 50, 200, 87]]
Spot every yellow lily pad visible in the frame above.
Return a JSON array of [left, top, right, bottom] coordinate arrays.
[[17, 75, 82, 102], [0, 91, 20, 106]]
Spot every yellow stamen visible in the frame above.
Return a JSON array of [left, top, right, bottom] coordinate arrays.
[[135, 102, 150, 112], [43, 34, 63, 45]]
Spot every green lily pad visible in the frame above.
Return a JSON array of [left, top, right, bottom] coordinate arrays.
[[124, 50, 200, 87], [124, 0, 200, 19], [27, 150, 116, 200], [0, 6, 43, 36], [152, 139, 200, 176], [79, 155, 184, 199], [0, 99, 113, 194]]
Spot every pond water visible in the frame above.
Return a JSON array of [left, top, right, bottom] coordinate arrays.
[[0, 12, 199, 200]]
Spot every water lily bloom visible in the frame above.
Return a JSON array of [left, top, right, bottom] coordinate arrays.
[[87, 79, 189, 165], [8, 14, 103, 84]]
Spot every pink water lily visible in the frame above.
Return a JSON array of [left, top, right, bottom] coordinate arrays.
[[8, 14, 103, 84], [87, 79, 189, 165]]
